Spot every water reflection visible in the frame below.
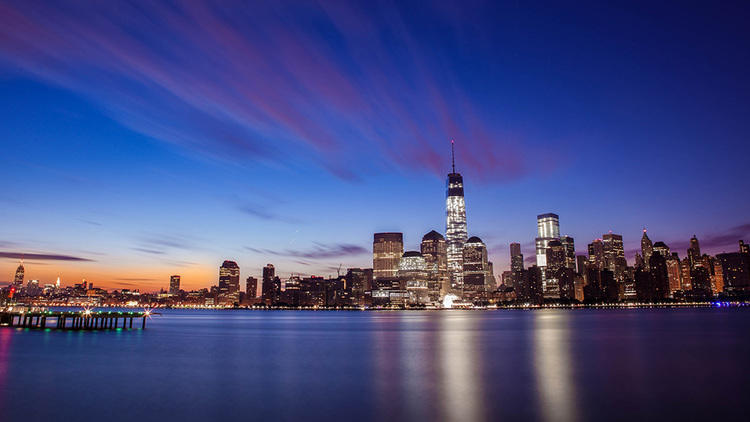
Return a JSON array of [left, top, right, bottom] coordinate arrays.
[[439, 312, 485, 422], [533, 311, 578, 422], [399, 314, 436, 420]]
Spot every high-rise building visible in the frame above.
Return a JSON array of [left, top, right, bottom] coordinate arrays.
[[588, 239, 604, 269], [545, 240, 566, 272], [446, 140, 467, 291], [649, 252, 670, 300], [169, 275, 181, 295], [544, 239, 566, 298], [653, 241, 670, 260], [421, 230, 448, 300], [688, 235, 701, 268], [666, 253, 681, 294], [486, 261, 496, 291], [246, 276, 258, 298], [641, 229, 653, 269], [717, 252, 750, 292], [711, 260, 724, 293], [510, 242, 524, 272], [373, 232, 404, 280], [602, 233, 625, 280], [576, 255, 588, 275], [219, 261, 240, 293], [679, 257, 692, 290], [398, 251, 429, 304], [560, 235, 576, 270], [462, 236, 488, 299], [262, 264, 277, 305], [740, 240, 749, 255], [13, 261, 24, 286], [535, 213, 560, 268]]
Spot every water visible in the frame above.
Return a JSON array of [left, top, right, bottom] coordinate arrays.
[[0, 308, 747, 421]]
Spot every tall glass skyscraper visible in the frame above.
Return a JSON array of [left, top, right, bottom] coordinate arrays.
[[535, 213, 560, 268], [373, 232, 404, 279], [13, 261, 24, 286], [446, 140, 467, 291]]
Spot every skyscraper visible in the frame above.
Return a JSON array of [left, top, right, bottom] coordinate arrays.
[[169, 275, 181, 295], [218, 261, 240, 293], [510, 242, 524, 272], [398, 251, 429, 304], [688, 235, 701, 268], [602, 233, 625, 280], [560, 235, 576, 270], [653, 241, 670, 260], [462, 236, 488, 299], [218, 261, 240, 304], [421, 230, 448, 300], [666, 253, 682, 294], [641, 229, 653, 269], [446, 140, 467, 291], [246, 276, 258, 298], [535, 213, 560, 294], [13, 260, 24, 286], [373, 232, 404, 280], [262, 264, 277, 305], [535, 213, 560, 268], [717, 251, 750, 292], [588, 239, 604, 269]]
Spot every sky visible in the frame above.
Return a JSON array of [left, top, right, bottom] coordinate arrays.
[[1, 1, 749, 291]]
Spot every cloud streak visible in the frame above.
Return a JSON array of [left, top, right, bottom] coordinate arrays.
[[246, 242, 367, 260], [0, 1, 548, 183], [0, 252, 93, 262]]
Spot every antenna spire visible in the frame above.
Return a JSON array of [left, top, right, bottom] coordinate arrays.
[[451, 138, 455, 173]]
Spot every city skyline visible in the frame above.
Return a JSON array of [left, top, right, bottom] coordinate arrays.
[[2, 1, 750, 291]]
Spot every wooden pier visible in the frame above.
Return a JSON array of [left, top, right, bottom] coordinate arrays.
[[0, 310, 151, 330]]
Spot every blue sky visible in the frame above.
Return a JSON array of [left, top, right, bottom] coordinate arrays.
[[1, 1, 749, 290]]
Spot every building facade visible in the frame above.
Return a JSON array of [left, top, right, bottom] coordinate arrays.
[[373, 232, 404, 280]]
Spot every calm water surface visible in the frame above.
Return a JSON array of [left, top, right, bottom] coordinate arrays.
[[0, 308, 748, 421]]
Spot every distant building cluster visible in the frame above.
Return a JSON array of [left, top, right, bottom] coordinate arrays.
[[3, 144, 750, 309]]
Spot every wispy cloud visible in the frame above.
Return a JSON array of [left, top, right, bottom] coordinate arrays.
[[246, 242, 367, 260], [237, 204, 302, 224], [0, 251, 94, 262], [0, 1, 550, 183], [131, 247, 167, 255]]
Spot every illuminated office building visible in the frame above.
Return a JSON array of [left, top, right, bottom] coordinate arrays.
[[510, 242, 524, 272], [462, 236, 488, 299], [535, 213, 560, 293], [446, 141, 467, 291], [13, 261, 24, 286], [373, 232, 404, 280], [560, 235, 576, 270], [218, 261, 240, 294], [169, 275, 181, 295], [535, 213, 560, 268], [398, 251, 429, 304], [421, 230, 448, 299], [262, 264, 278, 305], [688, 235, 701, 267], [666, 254, 681, 294], [588, 239, 604, 269], [653, 241, 669, 260], [602, 233, 625, 280], [246, 276, 258, 298], [641, 230, 653, 269]]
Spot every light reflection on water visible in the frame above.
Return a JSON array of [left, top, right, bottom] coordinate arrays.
[[0, 309, 747, 422], [439, 312, 484, 422], [533, 312, 577, 422]]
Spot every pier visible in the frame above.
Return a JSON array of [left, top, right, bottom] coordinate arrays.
[[0, 310, 151, 330]]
